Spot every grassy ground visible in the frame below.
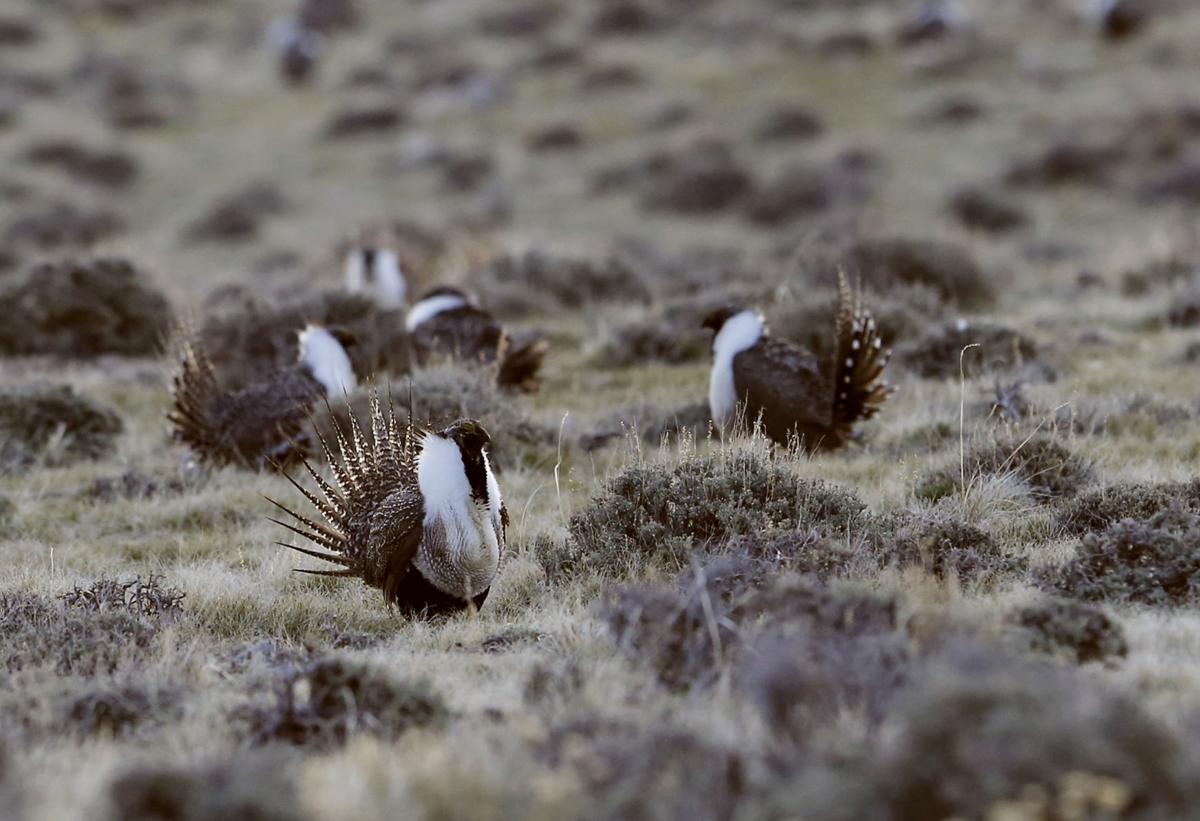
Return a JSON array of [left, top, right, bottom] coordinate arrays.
[[3, 0, 1200, 818]]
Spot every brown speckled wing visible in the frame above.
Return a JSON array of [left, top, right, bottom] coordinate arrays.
[[368, 487, 425, 606], [733, 338, 833, 447]]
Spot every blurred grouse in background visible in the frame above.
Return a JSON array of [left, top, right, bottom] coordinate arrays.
[[406, 285, 547, 393], [702, 275, 893, 451], [169, 324, 357, 469]]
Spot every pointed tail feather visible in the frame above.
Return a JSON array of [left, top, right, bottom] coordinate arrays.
[[167, 331, 226, 462], [270, 390, 417, 584], [831, 272, 894, 435], [498, 334, 548, 393]]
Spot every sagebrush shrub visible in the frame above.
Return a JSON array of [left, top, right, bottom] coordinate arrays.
[[555, 448, 868, 579], [1016, 598, 1128, 664], [241, 656, 446, 748], [1041, 506, 1200, 606], [1057, 480, 1200, 535], [916, 433, 1092, 504]]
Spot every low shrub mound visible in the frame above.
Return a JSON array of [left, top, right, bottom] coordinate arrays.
[[581, 402, 714, 451], [1041, 506, 1200, 606], [916, 433, 1092, 504], [603, 558, 898, 692], [59, 575, 185, 617], [536, 716, 747, 821], [472, 248, 651, 317], [1004, 140, 1125, 187], [742, 166, 834, 226], [850, 647, 1196, 819], [24, 139, 139, 189], [64, 683, 175, 738], [241, 656, 447, 748], [638, 141, 755, 215], [947, 186, 1029, 233], [1016, 599, 1128, 664], [0, 385, 123, 471], [108, 756, 301, 821], [596, 309, 710, 367], [837, 237, 995, 308], [0, 590, 172, 676], [0, 257, 172, 357], [896, 320, 1039, 379], [4, 201, 125, 250], [1057, 480, 1200, 535], [183, 182, 289, 244], [552, 448, 868, 579], [323, 103, 405, 139], [884, 517, 1026, 583], [754, 105, 825, 142], [82, 469, 191, 501]]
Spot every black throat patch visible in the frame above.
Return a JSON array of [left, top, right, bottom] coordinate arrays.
[[457, 443, 491, 505]]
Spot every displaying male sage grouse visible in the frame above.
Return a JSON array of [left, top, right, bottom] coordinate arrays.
[[406, 285, 547, 392], [345, 245, 407, 309], [701, 276, 893, 451], [268, 394, 505, 616], [169, 324, 358, 469]]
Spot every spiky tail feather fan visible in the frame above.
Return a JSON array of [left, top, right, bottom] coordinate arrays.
[[265, 393, 418, 598], [167, 332, 228, 462], [831, 272, 894, 434], [498, 334, 549, 393]]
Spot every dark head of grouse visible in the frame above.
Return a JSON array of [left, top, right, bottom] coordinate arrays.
[[267, 395, 506, 617], [406, 284, 547, 393], [701, 274, 893, 451], [168, 323, 358, 469]]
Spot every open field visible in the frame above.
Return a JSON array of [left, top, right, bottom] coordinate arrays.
[[3, 0, 1200, 818]]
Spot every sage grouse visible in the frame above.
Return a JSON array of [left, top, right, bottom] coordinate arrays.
[[169, 324, 358, 469], [406, 286, 547, 392], [345, 245, 407, 309], [701, 277, 893, 450], [268, 395, 506, 616]]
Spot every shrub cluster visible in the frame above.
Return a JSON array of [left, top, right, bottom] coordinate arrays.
[[59, 575, 185, 617], [240, 656, 447, 748], [550, 448, 868, 579], [0, 384, 123, 471], [1016, 598, 1128, 664], [1041, 506, 1200, 606], [916, 433, 1093, 504], [1057, 479, 1200, 535], [0, 257, 172, 357], [0, 591, 167, 676], [108, 756, 300, 821]]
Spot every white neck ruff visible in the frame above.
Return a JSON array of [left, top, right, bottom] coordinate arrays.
[[708, 310, 764, 436], [406, 294, 468, 333], [298, 326, 357, 396]]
